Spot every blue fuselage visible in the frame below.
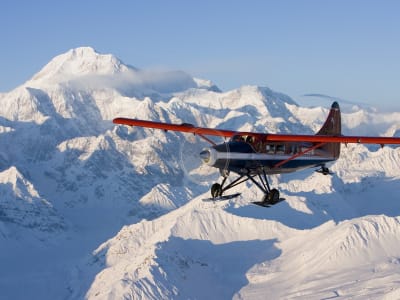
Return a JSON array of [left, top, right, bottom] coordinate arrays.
[[200, 140, 336, 175]]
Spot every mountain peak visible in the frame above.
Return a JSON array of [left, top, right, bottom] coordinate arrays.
[[29, 47, 130, 83], [0, 166, 39, 199]]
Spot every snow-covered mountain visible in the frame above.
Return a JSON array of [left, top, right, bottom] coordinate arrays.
[[1, 47, 400, 299]]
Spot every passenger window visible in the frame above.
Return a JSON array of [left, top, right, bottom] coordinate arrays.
[[276, 145, 285, 154], [266, 144, 275, 153]]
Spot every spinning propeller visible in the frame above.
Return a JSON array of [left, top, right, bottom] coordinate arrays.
[[178, 129, 229, 185]]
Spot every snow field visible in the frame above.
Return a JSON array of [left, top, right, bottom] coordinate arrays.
[[0, 47, 399, 299]]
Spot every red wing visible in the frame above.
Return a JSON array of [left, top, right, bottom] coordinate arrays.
[[113, 118, 400, 146], [265, 134, 400, 145], [113, 118, 238, 138]]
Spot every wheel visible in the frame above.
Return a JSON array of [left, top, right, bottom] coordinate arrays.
[[211, 183, 223, 198], [268, 189, 280, 204], [322, 167, 330, 175]]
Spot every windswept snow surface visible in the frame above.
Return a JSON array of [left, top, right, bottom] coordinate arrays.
[[1, 47, 400, 299]]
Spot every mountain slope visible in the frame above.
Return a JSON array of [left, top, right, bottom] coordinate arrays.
[[0, 47, 399, 299], [0, 166, 65, 238]]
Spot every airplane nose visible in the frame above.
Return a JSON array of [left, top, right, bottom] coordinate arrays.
[[200, 149, 211, 163], [200, 147, 218, 166]]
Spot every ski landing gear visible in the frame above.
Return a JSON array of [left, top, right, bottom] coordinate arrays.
[[203, 173, 242, 202], [204, 169, 284, 207], [248, 170, 284, 207], [316, 164, 334, 175]]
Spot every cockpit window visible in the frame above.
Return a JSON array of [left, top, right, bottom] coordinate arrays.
[[231, 135, 244, 142], [245, 136, 254, 144]]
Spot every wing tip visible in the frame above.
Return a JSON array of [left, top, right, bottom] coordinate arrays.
[[112, 118, 121, 124]]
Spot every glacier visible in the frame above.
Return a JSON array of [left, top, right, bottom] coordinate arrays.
[[0, 47, 400, 299]]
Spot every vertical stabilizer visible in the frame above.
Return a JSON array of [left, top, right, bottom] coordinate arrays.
[[316, 102, 341, 158]]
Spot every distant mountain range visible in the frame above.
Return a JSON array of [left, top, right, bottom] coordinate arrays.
[[1, 47, 400, 299]]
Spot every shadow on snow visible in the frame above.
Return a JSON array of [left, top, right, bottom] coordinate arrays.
[[225, 173, 400, 230], [152, 236, 281, 300]]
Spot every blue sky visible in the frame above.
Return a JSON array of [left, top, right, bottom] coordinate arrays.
[[1, 0, 399, 109]]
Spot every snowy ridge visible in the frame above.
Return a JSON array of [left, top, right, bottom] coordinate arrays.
[[82, 197, 291, 300], [242, 215, 400, 299], [0, 47, 400, 299], [0, 166, 65, 238], [82, 199, 400, 299]]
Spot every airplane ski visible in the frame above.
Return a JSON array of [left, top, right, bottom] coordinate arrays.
[[202, 193, 241, 202], [252, 197, 286, 207]]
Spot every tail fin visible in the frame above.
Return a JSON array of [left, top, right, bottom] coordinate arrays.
[[316, 102, 341, 158]]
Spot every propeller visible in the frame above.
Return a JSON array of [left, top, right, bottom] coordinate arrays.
[[178, 129, 230, 185]]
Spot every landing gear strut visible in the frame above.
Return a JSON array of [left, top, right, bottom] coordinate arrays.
[[248, 169, 280, 206], [209, 168, 282, 206]]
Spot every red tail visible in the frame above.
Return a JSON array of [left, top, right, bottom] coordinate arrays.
[[316, 102, 341, 158]]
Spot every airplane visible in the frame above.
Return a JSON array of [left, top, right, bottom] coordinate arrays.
[[113, 102, 400, 207]]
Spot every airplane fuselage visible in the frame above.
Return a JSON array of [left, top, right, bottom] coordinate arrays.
[[200, 134, 337, 175]]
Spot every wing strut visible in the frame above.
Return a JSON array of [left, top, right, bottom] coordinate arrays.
[[197, 134, 217, 146]]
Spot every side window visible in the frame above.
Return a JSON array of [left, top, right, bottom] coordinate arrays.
[[276, 144, 285, 154], [266, 144, 275, 154], [292, 145, 298, 154]]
